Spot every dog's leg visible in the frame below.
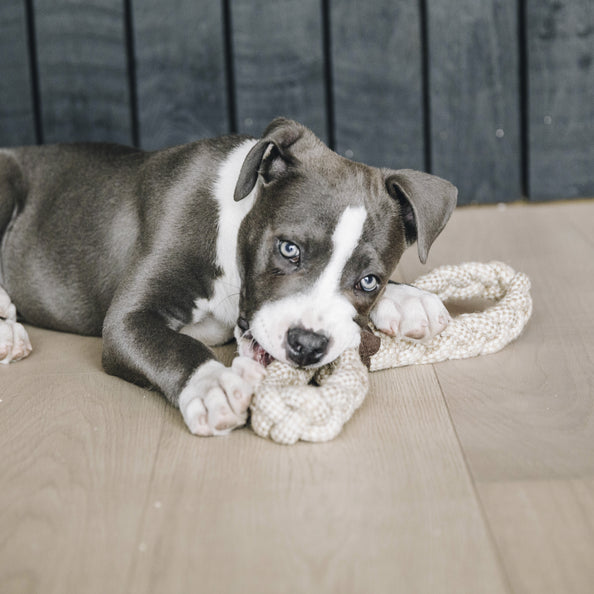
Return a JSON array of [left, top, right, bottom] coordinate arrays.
[[0, 286, 32, 363], [102, 287, 265, 436], [371, 282, 450, 343]]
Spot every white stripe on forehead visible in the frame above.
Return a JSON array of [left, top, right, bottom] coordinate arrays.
[[316, 206, 367, 294]]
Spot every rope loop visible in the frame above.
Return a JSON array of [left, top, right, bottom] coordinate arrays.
[[370, 261, 532, 370]]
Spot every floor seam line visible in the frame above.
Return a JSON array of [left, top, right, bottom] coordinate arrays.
[[431, 363, 517, 594]]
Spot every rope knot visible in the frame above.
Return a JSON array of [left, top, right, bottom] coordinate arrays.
[[250, 349, 368, 445]]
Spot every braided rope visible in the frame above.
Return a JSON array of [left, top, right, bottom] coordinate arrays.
[[250, 349, 368, 445], [370, 261, 533, 370], [249, 261, 532, 444]]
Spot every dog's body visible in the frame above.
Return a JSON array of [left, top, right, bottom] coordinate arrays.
[[0, 118, 457, 435]]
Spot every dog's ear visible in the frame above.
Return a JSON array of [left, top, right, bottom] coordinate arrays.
[[385, 169, 457, 264], [234, 118, 304, 201]]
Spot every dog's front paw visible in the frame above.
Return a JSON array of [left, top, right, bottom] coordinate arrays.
[[371, 283, 450, 343], [178, 357, 266, 436], [0, 319, 32, 364], [0, 288, 32, 364]]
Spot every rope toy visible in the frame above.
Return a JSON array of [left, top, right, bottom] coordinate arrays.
[[248, 261, 533, 445]]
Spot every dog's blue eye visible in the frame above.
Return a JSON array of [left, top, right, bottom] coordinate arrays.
[[358, 275, 380, 292], [279, 240, 300, 263]]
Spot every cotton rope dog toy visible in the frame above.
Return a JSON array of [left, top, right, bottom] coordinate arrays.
[[248, 261, 533, 445]]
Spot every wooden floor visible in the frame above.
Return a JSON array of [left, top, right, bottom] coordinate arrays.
[[1, 200, 593, 594]]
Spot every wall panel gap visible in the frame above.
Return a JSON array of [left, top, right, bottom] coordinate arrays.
[[24, 0, 43, 144], [321, 0, 336, 150], [124, 0, 139, 147], [419, 0, 432, 173], [518, 0, 530, 198], [222, 0, 237, 134]]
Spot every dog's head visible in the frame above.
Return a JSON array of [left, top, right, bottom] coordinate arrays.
[[234, 118, 457, 368]]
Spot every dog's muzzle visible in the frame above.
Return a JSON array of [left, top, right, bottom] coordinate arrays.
[[236, 317, 330, 368]]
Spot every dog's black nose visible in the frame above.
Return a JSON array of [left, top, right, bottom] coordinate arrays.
[[286, 327, 329, 366], [237, 316, 249, 333]]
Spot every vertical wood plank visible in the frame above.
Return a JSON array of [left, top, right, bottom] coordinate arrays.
[[132, 0, 229, 150], [34, 0, 132, 144], [526, 0, 594, 200], [0, 0, 37, 146], [230, 0, 327, 141], [330, 0, 425, 170], [427, 0, 522, 204]]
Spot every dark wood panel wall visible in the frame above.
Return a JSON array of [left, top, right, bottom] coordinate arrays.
[[34, 0, 133, 144], [526, 0, 593, 200], [331, 0, 425, 171], [0, 0, 37, 146], [0, 0, 592, 203], [427, 0, 522, 204]]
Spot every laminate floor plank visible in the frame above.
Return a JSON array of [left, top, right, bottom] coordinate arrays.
[[478, 478, 594, 594], [0, 354, 167, 594], [126, 366, 508, 594], [397, 202, 594, 481], [3, 200, 593, 593], [397, 200, 594, 594]]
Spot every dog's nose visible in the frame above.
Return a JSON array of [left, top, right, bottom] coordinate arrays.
[[286, 327, 329, 366]]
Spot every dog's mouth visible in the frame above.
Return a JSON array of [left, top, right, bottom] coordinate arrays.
[[236, 328, 275, 367], [247, 333, 275, 367]]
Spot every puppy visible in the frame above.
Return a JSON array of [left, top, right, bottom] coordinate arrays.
[[0, 118, 456, 435]]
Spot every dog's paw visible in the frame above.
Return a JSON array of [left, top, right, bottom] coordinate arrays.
[[0, 319, 32, 364], [178, 356, 266, 436], [0, 288, 16, 321], [371, 283, 450, 343]]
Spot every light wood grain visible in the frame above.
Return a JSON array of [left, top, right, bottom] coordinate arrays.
[[397, 200, 594, 594], [1, 201, 593, 593], [127, 366, 508, 594], [398, 202, 594, 482], [479, 479, 594, 594], [0, 369, 166, 593]]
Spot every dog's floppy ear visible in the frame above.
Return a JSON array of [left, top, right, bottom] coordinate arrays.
[[385, 169, 457, 264], [234, 118, 304, 201]]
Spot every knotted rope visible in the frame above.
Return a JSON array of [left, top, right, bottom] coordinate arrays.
[[249, 348, 368, 445], [249, 261, 532, 445]]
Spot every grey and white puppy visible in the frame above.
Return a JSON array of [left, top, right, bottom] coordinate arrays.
[[0, 118, 457, 435]]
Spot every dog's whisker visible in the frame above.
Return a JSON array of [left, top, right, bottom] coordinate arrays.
[[218, 292, 240, 306], [205, 292, 241, 315]]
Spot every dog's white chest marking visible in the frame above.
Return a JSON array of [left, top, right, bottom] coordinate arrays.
[[180, 139, 258, 345]]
